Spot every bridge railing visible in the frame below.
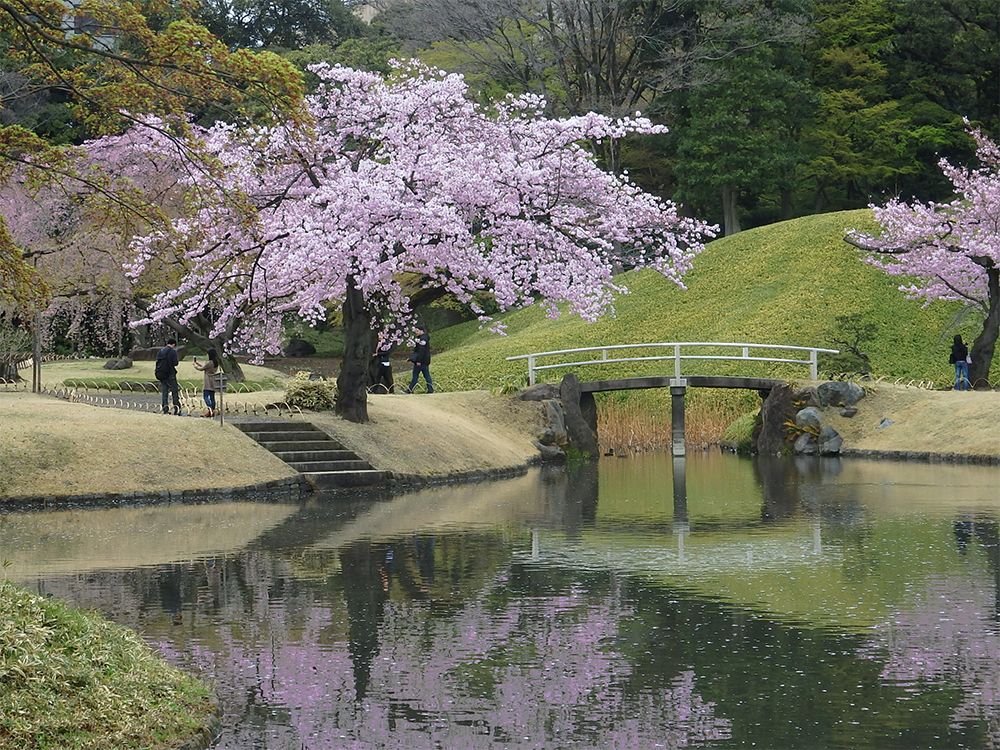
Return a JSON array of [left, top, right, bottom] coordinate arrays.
[[506, 341, 839, 385]]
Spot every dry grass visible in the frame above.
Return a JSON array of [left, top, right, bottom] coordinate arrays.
[[597, 398, 745, 455], [0, 392, 296, 498], [0, 580, 214, 750], [823, 382, 1000, 457], [309, 390, 544, 477]]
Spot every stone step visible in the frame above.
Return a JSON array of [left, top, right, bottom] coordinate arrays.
[[244, 429, 328, 443], [255, 439, 343, 452], [235, 421, 314, 433], [303, 470, 388, 489], [288, 460, 371, 473], [273, 449, 358, 463]]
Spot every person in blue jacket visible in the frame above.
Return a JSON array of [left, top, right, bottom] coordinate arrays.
[[406, 325, 434, 394]]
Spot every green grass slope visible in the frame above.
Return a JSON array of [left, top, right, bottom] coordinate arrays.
[[431, 210, 987, 393]]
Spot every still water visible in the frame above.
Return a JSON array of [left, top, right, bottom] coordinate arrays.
[[2, 453, 999, 749]]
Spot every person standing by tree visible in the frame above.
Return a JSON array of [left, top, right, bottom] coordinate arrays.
[[407, 325, 433, 394], [372, 345, 395, 394], [950, 335, 970, 391], [155, 339, 181, 414], [193, 349, 220, 415]]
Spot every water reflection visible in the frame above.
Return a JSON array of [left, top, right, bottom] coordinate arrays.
[[2, 453, 999, 749]]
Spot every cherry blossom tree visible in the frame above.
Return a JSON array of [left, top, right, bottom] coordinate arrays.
[[847, 125, 1000, 386], [120, 62, 715, 422]]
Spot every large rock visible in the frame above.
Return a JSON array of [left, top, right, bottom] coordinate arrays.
[[793, 386, 820, 408], [540, 399, 568, 446], [817, 381, 865, 407], [284, 338, 317, 357], [559, 374, 599, 457], [794, 433, 818, 455], [533, 440, 566, 462], [794, 406, 822, 431], [819, 425, 843, 455], [755, 383, 797, 456], [518, 383, 560, 401], [103, 357, 133, 370]]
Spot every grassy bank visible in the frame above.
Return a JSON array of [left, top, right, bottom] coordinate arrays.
[[427, 210, 991, 405], [0, 392, 296, 498], [0, 581, 214, 750], [823, 383, 1000, 457], [309, 390, 543, 478]]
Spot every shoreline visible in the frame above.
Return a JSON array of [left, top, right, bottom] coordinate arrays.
[[3, 384, 998, 509]]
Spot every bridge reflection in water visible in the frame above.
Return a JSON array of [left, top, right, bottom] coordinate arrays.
[[2, 453, 999, 749]]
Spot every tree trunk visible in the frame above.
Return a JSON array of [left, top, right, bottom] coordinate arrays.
[[221, 353, 246, 382], [721, 186, 741, 236], [159, 315, 246, 381], [969, 266, 999, 389], [780, 187, 794, 220], [336, 277, 371, 423], [0, 359, 21, 382]]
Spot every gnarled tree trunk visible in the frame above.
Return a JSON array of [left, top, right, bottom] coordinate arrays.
[[158, 313, 246, 382], [336, 277, 371, 423], [970, 266, 999, 389]]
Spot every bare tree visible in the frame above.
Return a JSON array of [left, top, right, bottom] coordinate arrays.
[[388, 0, 809, 118]]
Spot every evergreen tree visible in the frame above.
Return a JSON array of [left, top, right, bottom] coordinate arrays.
[[674, 46, 814, 235]]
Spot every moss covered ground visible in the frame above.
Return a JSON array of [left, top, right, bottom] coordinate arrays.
[[0, 581, 215, 750]]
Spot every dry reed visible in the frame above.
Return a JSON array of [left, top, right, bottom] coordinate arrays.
[[597, 398, 746, 456]]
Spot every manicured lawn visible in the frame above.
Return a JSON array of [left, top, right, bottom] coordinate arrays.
[[430, 210, 986, 392], [39, 359, 287, 391], [0, 392, 296, 498]]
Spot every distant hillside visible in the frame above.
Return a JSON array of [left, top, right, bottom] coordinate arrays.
[[429, 210, 987, 394]]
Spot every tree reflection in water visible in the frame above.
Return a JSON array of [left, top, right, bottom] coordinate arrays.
[[861, 520, 1000, 747], [9, 454, 1000, 749], [150, 550, 730, 749]]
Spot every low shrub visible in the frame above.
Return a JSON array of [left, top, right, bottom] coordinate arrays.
[[283, 372, 336, 410], [721, 411, 759, 454]]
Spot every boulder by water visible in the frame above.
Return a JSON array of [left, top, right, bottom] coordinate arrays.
[[818, 381, 865, 407]]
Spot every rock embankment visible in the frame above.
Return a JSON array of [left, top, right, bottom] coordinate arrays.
[[756, 380, 1000, 462]]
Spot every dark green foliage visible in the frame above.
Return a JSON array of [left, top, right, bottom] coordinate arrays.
[[674, 45, 816, 234], [197, 0, 362, 50], [822, 312, 879, 375]]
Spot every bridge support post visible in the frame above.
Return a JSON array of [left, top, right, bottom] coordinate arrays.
[[670, 384, 686, 457]]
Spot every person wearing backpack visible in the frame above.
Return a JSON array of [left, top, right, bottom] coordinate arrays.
[[155, 339, 181, 414]]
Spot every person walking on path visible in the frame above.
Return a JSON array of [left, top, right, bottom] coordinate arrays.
[[407, 325, 434, 394], [373, 345, 394, 394], [155, 339, 181, 414], [950, 335, 970, 391], [193, 349, 221, 415]]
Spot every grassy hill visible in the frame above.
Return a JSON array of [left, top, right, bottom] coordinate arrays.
[[429, 210, 988, 400]]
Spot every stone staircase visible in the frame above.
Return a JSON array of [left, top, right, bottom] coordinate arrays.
[[235, 421, 387, 490]]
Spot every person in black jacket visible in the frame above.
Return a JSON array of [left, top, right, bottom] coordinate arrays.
[[372, 345, 395, 394], [155, 339, 182, 413], [406, 325, 434, 394], [949, 335, 970, 391]]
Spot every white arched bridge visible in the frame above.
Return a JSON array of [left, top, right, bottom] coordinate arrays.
[[506, 341, 839, 457]]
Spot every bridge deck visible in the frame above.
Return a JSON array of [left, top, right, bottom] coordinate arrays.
[[579, 375, 783, 393]]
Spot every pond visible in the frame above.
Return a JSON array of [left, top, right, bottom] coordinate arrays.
[[2, 452, 999, 749]]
